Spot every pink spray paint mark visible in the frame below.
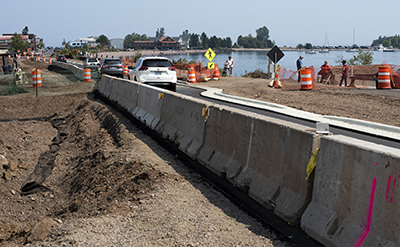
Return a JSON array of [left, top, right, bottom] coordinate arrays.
[[386, 175, 392, 201], [376, 162, 379, 166], [354, 178, 376, 247], [390, 178, 396, 203]]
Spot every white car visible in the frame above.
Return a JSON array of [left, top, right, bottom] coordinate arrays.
[[131, 56, 177, 92], [84, 57, 100, 69]]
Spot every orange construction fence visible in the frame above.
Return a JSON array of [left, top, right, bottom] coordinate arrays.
[[173, 60, 213, 82]]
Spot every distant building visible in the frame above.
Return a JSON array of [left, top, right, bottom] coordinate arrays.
[[69, 37, 97, 48], [132, 36, 182, 50], [1, 33, 40, 51], [177, 34, 190, 49], [110, 38, 124, 49]]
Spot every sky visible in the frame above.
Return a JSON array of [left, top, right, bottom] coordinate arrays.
[[3, 0, 400, 48]]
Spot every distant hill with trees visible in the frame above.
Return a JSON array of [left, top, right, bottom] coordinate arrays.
[[371, 35, 400, 48]]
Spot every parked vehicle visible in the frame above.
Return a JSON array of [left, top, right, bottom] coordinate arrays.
[[56, 55, 67, 62], [131, 56, 177, 92], [100, 58, 124, 78], [84, 57, 100, 69]]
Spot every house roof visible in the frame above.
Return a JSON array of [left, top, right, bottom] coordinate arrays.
[[159, 36, 176, 42], [0, 35, 29, 40]]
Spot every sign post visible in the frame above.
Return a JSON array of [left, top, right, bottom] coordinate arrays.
[[266, 46, 285, 79], [205, 48, 216, 72]]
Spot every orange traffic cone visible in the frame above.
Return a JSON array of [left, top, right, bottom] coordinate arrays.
[[187, 66, 196, 83], [212, 65, 221, 80]]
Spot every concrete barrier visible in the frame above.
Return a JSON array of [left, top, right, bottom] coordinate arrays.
[[98, 76, 320, 223], [52, 61, 99, 80], [301, 135, 400, 247], [197, 105, 320, 223], [95, 75, 400, 246], [152, 88, 209, 159]]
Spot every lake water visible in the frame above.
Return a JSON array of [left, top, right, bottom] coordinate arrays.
[[167, 50, 400, 77]]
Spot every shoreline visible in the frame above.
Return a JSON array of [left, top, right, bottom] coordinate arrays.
[[96, 47, 386, 59]]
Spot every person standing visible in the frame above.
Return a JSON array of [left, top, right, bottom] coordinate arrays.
[[339, 60, 349, 87], [226, 56, 234, 76], [296, 56, 303, 82]]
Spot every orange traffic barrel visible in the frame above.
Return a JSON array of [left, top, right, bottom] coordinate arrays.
[[48, 58, 52, 64], [32, 69, 37, 87], [187, 66, 196, 83], [300, 68, 312, 90], [36, 56, 40, 61], [84, 68, 91, 82], [42, 57, 45, 62], [123, 66, 128, 77], [26, 55, 29, 60], [36, 69, 42, 87], [378, 65, 391, 89], [212, 64, 221, 80]]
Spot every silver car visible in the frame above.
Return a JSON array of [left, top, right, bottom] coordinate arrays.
[[131, 56, 177, 92], [84, 57, 100, 69], [100, 58, 124, 78]]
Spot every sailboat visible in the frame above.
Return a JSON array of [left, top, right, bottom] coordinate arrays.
[[319, 33, 329, 53], [346, 30, 358, 52]]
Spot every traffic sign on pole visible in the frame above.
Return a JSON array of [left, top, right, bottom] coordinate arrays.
[[267, 45, 284, 64], [205, 48, 216, 62]]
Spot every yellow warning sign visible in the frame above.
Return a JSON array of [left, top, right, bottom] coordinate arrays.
[[205, 48, 216, 62], [202, 108, 209, 116], [158, 93, 164, 99], [207, 62, 215, 70], [306, 148, 319, 180]]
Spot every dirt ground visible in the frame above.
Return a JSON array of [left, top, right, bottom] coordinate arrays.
[[199, 75, 400, 128], [0, 59, 292, 246], [0, 58, 399, 246]]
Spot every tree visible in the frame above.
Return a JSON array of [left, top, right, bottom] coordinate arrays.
[[348, 48, 373, 65], [182, 29, 189, 36], [156, 27, 165, 38], [256, 26, 269, 41], [189, 33, 200, 48], [10, 33, 29, 52], [96, 34, 110, 47], [160, 27, 165, 38], [22, 26, 29, 35], [209, 35, 220, 48], [124, 34, 134, 49], [200, 32, 209, 49], [124, 33, 149, 49]]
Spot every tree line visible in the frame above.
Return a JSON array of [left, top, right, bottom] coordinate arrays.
[[371, 35, 400, 48], [122, 26, 274, 50]]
